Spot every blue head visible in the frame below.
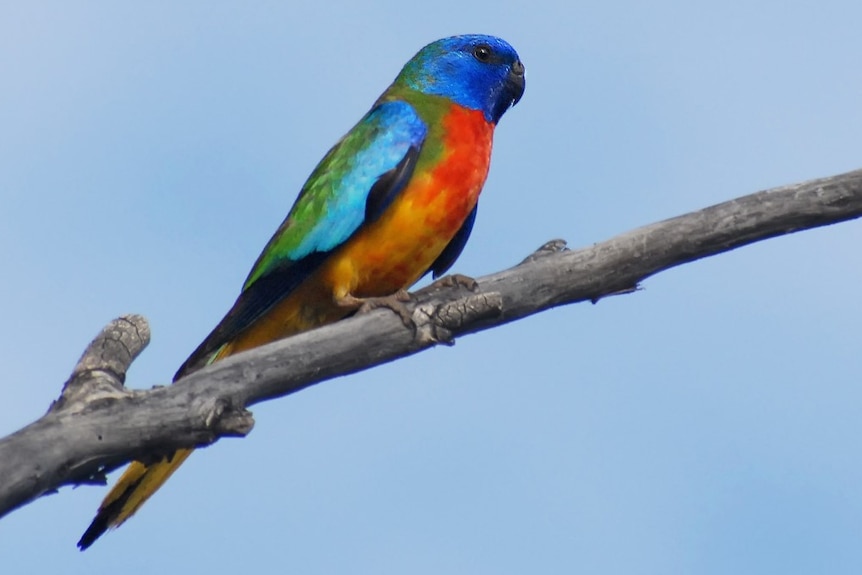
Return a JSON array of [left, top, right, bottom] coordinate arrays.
[[395, 34, 525, 124]]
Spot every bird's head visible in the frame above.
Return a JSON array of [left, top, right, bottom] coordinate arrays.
[[395, 34, 525, 124]]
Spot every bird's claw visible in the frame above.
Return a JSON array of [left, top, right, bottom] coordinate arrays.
[[337, 290, 414, 327]]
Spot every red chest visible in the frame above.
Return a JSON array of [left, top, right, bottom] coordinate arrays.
[[322, 105, 495, 297], [412, 106, 494, 225]]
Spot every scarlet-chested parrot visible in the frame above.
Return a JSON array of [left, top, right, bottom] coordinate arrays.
[[79, 33, 525, 549]]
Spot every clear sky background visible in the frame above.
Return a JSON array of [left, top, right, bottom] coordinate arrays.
[[2, 1, 861, 573]]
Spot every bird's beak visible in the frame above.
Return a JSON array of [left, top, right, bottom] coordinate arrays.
[[508, 59, 525, 107]]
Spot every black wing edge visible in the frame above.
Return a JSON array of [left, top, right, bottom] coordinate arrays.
[[364, 144, 421, 224], [175, 145, 423, 381], [173, 252, 327, 381], [427, 204, 478, 279]]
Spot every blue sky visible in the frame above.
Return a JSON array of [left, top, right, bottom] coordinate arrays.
[[2, 1, 862, 573]]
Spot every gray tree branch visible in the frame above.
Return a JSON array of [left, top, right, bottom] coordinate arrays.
[[2, 167, 861, 519]]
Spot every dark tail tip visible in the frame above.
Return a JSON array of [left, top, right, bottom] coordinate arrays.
[[77, 470, 147, 550], [77, 516, 109, 550]]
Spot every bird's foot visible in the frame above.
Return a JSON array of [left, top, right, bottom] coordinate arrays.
[[430, 273, 479, 291], [336, 290, 413, 327]]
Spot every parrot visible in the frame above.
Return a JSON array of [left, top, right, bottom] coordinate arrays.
[[78, 33, 525, 550]]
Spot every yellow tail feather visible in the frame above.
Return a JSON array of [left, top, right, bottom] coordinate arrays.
[[79, 282, 337, 550], [78, 448, 193, 549]]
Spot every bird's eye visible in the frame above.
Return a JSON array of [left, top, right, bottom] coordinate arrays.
[[472, 44, 492, 63]]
